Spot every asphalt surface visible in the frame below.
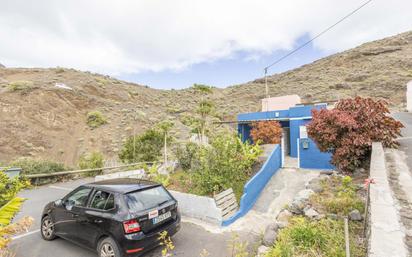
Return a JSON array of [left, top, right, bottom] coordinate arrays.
[[11, 178, 257, 257], [393, 112, 412, 171]]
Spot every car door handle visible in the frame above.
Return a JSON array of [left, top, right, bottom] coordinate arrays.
[[94, 219, 103, 224], [72, 213, 79, 218]]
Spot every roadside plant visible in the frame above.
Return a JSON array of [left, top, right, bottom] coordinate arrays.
[[0, 170, 30, 207], [119, 128, 165, 163], [307, 97, 403, 173], [146, 164, 170, 187], [158, 230, 174, 257], [250, 120, 282, 144], [86, 111, 107, 128], [228, 233, 249, 257]]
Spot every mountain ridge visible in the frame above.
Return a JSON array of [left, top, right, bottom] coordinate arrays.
[[0, 30, 411, 165]]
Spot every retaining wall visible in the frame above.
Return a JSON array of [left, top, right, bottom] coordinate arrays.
[[368, 142, 407, 257], [222, 144, 282, 226], [169, 190, 222, 225], [94, 169, 145, 181], [407, 81, 412, 112]]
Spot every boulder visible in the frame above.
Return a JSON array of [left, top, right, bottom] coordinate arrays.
[[304, 207, 320, 219], [263, 228, 277, 246], [296, 189, 314, 201], [289, 199, 306, 214], [349, 209, 362, 221], [0, 63, 4, 68], [307, 177, 323, 193], [276, 209, 292, 223], [257, 245, 270, 257]]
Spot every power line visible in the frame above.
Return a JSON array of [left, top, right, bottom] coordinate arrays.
[[263, 0, 373, 97]]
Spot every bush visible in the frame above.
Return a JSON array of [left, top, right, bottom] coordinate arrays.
[[175, 142, 200, 170], [7, 81, 34, 92], [10, 157, 66, 175], [250, 121, 282, 144], [86, 111, 107, 128], [0, 170, 29, 207], [191, 133, 262, 199], [307, 97, 403, 172], [78, 152, 104, 170], [119, 129, 165, 163]]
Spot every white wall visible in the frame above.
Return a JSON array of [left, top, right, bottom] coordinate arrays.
[[261, 95, 301, 112], [169, 190, 222, 225], [407, 81, 412, 112]]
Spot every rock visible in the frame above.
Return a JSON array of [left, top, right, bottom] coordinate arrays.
[[327, 213, 338, 220], [320, 170, 334, 175], [267, 222, 279, 232], [307, 178, 323, 193], [257, 245, 270, 257], [289, 199, 304, 214], [304, 207, 320, 219], [349, 209, 362, 221], [263, 227, 277, 246], [0, 63, 4, 68], [296, 189, 315, 201], [276, 221, 288, 229], [276, 209, 292, 223]]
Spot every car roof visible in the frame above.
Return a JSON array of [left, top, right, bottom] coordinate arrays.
[[85, 178, 161, 194]]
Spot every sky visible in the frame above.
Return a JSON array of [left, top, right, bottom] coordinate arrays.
[[0, 0, 411, 89]]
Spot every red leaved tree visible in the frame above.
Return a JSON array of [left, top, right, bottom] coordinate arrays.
[[307, 97, 403, 173], [250, 121, 282, 144]]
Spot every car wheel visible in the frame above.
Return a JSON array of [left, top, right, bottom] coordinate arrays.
[[98, 237, 121, 257], [41, 216, 57, 240]]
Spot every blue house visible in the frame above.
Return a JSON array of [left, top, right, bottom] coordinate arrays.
[[237, 103, 334, 170]]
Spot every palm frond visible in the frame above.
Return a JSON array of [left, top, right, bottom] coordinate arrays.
[[0, 197, 25, 226]]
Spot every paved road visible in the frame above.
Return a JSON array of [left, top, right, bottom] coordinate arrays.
[[393, 112, 412, 171], [11, 178, 257, 257]]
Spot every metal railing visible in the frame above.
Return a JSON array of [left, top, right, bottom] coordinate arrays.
[[25, 161, 161, 179]]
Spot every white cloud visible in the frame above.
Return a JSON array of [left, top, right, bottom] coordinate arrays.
[[0, 0, 411, 75]]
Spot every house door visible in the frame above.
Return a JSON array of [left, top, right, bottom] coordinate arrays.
[[282, 127, 290, 155]]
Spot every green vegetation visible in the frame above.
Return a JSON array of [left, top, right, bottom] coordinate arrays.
[[0, 169, 32, 255], [172, 132, 261, 199], [78, 151, 104, 176], [147, 164, 170, 187], [266, 217, 364, 257], [267, 175, 366, 257], [78, 151, 104, 170], [86, 111, 108, 128], [10, 157, 66, 175], [7, 80, 34, 92], [310, 176, 364, 216], [119, 128, 166, 163]]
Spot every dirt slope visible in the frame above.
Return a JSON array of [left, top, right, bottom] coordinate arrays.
[[0, 31, 411, 166]]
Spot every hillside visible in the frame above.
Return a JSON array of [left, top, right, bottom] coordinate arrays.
[[0, 31, 411, 166]]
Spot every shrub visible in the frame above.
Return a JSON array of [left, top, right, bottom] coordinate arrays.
[[307, 97, 403, 172], [191, 132, 262, 199], [86, 111, 107, 128], [10, 157, 65, 175], [78, 152, 104, 170], [119, 129, 165, 163], [0, 170, 29, 207], [7, 81, 34, 92], [175, 142, 200, 170], [250, 121, 282, 144]]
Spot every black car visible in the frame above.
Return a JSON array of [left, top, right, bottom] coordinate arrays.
[[40, 178, 181, 257]]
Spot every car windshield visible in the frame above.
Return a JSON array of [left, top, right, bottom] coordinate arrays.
[[125, 186, 172, 212]]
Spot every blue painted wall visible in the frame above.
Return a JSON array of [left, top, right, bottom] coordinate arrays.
[[289, 119, 312, 158], [299, 138, 334, 170], [222, 145, 282, 226]]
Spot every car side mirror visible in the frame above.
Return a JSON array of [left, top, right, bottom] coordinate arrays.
[[54, 199, 63, 206], [65, 199, 75, 211]]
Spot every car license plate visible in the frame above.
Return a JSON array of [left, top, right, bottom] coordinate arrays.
[[152, 211, 171, 224]]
